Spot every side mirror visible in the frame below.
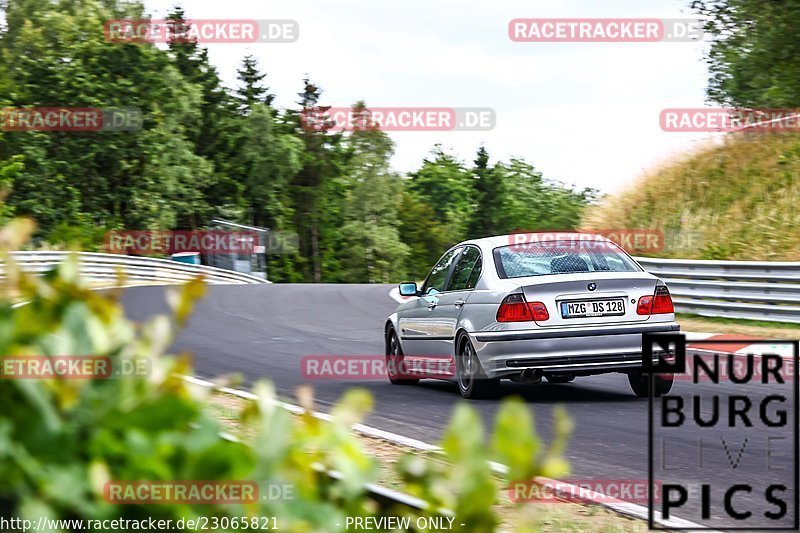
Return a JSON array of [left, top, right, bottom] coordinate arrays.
[[398, 282, 419, 297]]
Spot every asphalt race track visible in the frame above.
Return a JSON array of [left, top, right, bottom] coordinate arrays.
[[121, 284, 798, 529]]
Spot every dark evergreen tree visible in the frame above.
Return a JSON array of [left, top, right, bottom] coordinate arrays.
[[467, 146, 505, 238], [236, 55, 274, 111]]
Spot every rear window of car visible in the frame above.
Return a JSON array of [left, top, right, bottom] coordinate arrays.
[[493, 240, 642, 279]]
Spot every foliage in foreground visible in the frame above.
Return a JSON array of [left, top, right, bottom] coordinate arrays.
[[0, 220, 572, 532]]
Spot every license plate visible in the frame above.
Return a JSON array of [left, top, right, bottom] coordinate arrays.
[[560, 299, 625, 318]]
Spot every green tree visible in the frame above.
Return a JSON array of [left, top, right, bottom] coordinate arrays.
[[231, 103, 306, 282], [467, 146, 505, 238], [166, 7, 242, 222], [0, 0, 213, 236], [236, 55, 274, 111], [692, 0, 800, 107], [337, 102, 409, 282], [493, 158, 594, 233], [398, 191, 451, 279], [234, 105, 302, 229], [0, 0, 593, 283], [406, 146, 474, 242], [287, 78, 345, 282], [0, 155, 23, 223]]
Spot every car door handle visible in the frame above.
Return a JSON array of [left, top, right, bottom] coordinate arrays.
[[427, 302, 437, 310], [454, 299, 466, 307]]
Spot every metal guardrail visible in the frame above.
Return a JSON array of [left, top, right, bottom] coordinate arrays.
[[1, 251, 268, 286], [635, 257, 800, 323], [324, 466, 453, 516]]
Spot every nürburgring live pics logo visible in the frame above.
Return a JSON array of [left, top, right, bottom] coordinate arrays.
[[644, 333, 799, 530]]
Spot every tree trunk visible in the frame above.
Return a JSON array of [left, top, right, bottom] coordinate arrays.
[[310, 217, 321, 283]]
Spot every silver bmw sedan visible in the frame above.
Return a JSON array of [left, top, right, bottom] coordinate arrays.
[[385, 233, 679, 399]]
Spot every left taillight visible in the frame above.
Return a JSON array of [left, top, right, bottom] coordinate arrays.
[[637, 286, 674, 315], [528, 301, 550, 321], [496, 293, 549, 322]]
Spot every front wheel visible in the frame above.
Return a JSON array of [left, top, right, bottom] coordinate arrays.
[[386, 329, 419, 385], [456, 337, 500, 399], [628, 371, 673, 397]]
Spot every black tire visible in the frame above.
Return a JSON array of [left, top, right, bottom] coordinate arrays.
[[628, 371, 673, 397], [456, 337, 500, 399], [386, 329, 419, 385], [545, 374, 575, 384]]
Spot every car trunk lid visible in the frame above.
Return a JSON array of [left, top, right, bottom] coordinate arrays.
[[520, 272, 658, 327]]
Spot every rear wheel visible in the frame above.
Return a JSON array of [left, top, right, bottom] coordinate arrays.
[[456, 337, 500, 399], [386, 329, 419, 385], [628, 371, 673, 397], [545, 374, 575, 384]]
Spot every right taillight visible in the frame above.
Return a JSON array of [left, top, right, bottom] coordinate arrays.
[[636, 296, 653, 315], [497, 294, 549, 322], [637, 286, 674, 315], [652, 286, 674, 314]]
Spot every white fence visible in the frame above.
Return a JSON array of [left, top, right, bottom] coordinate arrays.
[[1, 251, 268, 286], [635, 257, 800, 323]]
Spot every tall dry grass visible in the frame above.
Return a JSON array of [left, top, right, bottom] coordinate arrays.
[[581, 133, 800, 260]]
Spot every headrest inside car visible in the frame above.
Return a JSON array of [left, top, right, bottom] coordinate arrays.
[[550, 255, 589, 273]]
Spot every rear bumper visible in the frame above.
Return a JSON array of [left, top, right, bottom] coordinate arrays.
[[470, 322, 680, 378]]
